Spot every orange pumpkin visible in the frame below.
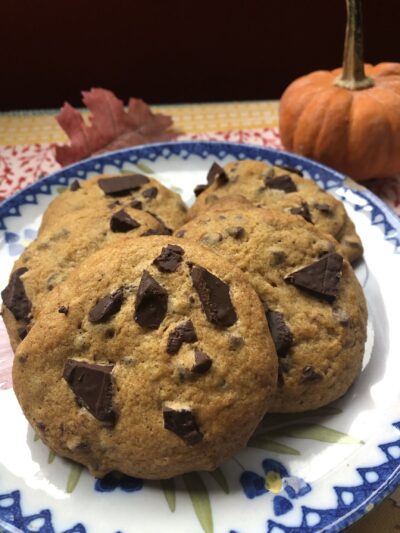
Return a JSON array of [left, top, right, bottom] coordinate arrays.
[[279, 0, 400, 181]]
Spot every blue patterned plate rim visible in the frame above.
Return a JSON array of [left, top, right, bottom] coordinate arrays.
[[0, 141, 399, 533]]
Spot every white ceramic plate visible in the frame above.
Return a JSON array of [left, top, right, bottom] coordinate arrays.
[[0, 141, 399, 533]]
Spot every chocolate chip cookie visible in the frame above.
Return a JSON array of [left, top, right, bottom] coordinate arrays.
[[177, 207, 367, 412], [40, 173, 187, 234], [189, 160, 363, 262], [13, 236, 277, 479], [1, 205, 165, 351]]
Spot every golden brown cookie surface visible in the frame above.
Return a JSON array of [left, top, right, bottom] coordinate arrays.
[[13, 236, 277, 479], [189, 160, 363, 262], [177, 207, 367, 412], [1, 205, 164, 351], [40, 173, 187, 234]]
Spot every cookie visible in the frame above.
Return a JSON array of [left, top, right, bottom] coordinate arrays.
[[40, 173, 187, 234], [1, 205, 165, 351], [177, 207, 368, 412], [13, 236, 277, 479], [189, 160, 363, 262]]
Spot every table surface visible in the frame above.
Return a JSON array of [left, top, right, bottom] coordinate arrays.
[[0, 101, 399, 533]]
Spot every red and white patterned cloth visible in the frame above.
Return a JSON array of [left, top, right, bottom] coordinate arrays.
[[1, 129, 399, 214]]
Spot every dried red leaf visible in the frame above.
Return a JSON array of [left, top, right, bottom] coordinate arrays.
[[55, 88, 177, 166]]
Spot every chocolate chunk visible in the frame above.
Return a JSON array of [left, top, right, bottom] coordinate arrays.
[[206, 162, 229, 187], [314, 203, 334, 215], [63, 360, 115, 425], [276, 164, 304, 176], [134, 270, 168, 329], [264, 306, 293, 357], [175, 229, 186, 238], [110, 209, 140, 233], [58, 305, 69, 315], [285, 253, 343, 302], [264, 175, 297, 193], [163, 407, 203, 445], [1, 267, 32, 322], [190, 265, 237, 327], [192, 348, 212, 374], [277, 362, 285, 387], [130, 199, 143, 210], [301, 366, 323, 383], [18, 326, 28, 340], [89, 288, 124, 323], [290, 202, 313, 223], [167, 320, 197, 354], [153, 245, 184, 273], [228, 334, 244, 351], [98, 174, 149, 196], [142, 187, 158, 199], [141, 227, 172, 236], [194, 184, 209, 196], [70, 179, 81, 191], [226, 226, 244, 239], [107, 200, 122, 209]]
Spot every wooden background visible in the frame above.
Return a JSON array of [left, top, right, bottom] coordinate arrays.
[[1, 0, 399, 110]]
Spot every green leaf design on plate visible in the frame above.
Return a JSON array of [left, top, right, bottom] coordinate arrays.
[[269, 423, 364, 444], [66, 463, 83, 493], [48, 450, 56, 464], [56, 186, 67, 194], [135, 162, 155, 174], [33, 432, 39, 442], [161, 478, 176, 512], [208, 468, 229, 494], [248, 436, 300, 455], [170, 185, 184, 194], [183, 472, 213, 533]]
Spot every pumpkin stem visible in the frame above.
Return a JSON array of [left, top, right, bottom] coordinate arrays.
[[334, 0, 374, 90]]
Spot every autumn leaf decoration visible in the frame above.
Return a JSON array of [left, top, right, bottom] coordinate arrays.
[[55, 88, 177, 166]]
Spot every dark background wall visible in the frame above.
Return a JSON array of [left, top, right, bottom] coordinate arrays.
[[1, 0, 399, 110]]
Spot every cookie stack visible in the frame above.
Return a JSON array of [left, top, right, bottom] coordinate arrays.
[[1, 160, 367, 480]]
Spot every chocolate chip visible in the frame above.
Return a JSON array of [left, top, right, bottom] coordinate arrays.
[[270, 250, 287, 266], [167, 320, 197, 354], [228, 334, 244, 351], [37, 422, 47, 432], [226, 226, 244, 239], [194, 184, 209, 196], [70, 179, 81, 191], [175, 229, 186, 238], [153, 245, 184, 273], [134, 270, 168, 329], [190, 265, 237, 328], [277, 363, 285, 387], [333, 308, 350, 326], [130, 199, 143, 210], [89, 288, 124, 323], [192, 348, 212, 373], [290, 202, 313, 223], [63, 360, 116, 425], [142, 187, 158, 199], [58, 305, 69, 315], [163, 407, 203, 445], [98, 174, 149, 196], [314, 203, 334, 215], [301, 366, 323, 383], [110, 209, 140, 233], [264, 175, 297, 193], [141, 228, 172, 236], [285, 253, 343, 302], [1, 267, 32, 322], [18, 326, 28, 340], [264, 305, 293, 357], [207, 162, 228, 187], [276, 164, 304, 176]]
